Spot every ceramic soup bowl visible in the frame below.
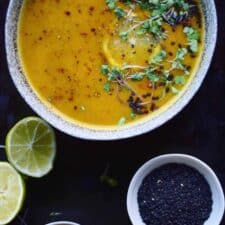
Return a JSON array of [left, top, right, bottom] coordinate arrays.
[[5, 0, 217, 140]]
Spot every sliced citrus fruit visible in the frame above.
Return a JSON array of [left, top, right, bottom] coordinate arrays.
[[103, 19, 161, 68], [6, 117, 56, 178], [103, 35, 161, 67], [0, 162, 25, 225]]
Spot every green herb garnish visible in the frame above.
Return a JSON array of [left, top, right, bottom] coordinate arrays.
[[174, 76, 186, 85], [103, 82, 111, 92], [106, 0, 116, 10], [106, 0, 191, 41], [183, 26, 200, 53], [118, 117, 126, 126], [130, 112, 136, 119], [102, 0, 199, 113]]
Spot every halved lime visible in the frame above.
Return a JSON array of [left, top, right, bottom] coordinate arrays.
[[0, 162, 25, 225], [6, 117, 56, 178]]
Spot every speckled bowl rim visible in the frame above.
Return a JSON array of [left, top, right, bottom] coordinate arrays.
[[127, 154, 225, 225], [5, 0, 217, 140]]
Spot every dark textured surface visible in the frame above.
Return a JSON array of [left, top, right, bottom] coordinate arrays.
[[0, 1, 225, 225]]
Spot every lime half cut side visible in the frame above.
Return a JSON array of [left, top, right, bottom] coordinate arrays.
[[6, 117, 56, 178], [0, 162, 25, 225]]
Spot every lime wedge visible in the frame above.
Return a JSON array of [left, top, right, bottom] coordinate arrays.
[[6, 117, 56, 178], [0, 162, 25, 225]]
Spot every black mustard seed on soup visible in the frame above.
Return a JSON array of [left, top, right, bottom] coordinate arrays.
[[138, 163, 212, 225]]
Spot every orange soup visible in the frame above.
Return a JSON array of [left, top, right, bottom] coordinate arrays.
[[18, 0, 204, 127]]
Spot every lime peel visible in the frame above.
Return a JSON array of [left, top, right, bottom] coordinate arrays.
[[5, 117, 56, 178]]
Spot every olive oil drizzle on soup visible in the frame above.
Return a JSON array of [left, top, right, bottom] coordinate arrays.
[[18, 0, 204, 127]]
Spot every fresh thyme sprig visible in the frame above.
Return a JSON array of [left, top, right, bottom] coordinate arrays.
[[106, 0, 192, 41], [171, 48, 189, 73], [101, 47, 190, 107], [103, 0, 199, 116], [119, 16, 167, 41]]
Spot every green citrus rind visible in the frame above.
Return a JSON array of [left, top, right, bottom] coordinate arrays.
[[5, 117, 56, 178]]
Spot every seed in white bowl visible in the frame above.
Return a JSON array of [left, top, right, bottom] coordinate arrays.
[[138, 163, 212, 225]]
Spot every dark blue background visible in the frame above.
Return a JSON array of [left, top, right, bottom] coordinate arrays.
[[0, 1, 225, 225]]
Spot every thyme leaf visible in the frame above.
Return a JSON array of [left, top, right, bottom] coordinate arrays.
[[183, 26, 200, 53]]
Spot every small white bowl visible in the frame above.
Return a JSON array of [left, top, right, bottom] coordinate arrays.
[[46, 222, 80, 225], [127, 154, 225, 225]]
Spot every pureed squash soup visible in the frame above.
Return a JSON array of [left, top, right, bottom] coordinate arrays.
[[18, 0, 204, 128]]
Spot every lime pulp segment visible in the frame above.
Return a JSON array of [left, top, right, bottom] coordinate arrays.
[[0, 162, 25, 225]]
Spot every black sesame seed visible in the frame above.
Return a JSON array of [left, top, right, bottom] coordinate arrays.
[[128, 95, 149, 115], [187, 65, 191, 70], [159, 82, 166, 87], [167, 74, 174, 81], [152, 96, 160, 101], [150, 103, 157, 111], [142, 93, 152, 99], [138, 163, 212, 225]]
